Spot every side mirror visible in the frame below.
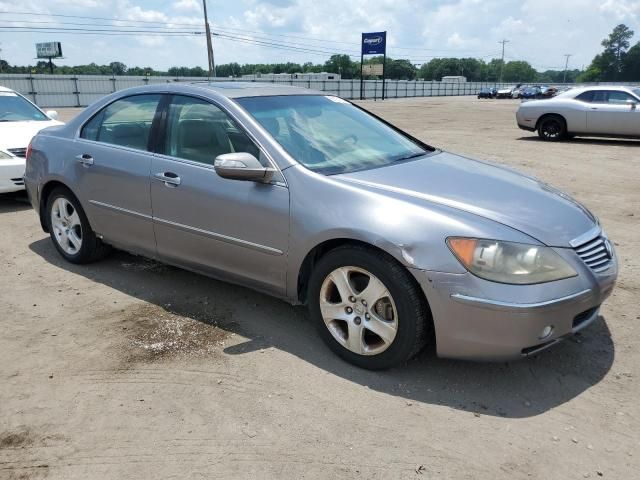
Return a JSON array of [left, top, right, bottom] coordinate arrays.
[[46, 110, 59, 120], [214, 152, 275, 183], [626, 99, 638, 109]]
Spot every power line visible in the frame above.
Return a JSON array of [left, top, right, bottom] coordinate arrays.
[[0, 10, 522, 56]]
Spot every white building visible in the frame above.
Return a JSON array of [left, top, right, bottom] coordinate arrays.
[[241, 72, 341, 81], [441, 76, 467, 82]]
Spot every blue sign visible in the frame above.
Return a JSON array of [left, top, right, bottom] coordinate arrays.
[[362, 32, 386, 55]]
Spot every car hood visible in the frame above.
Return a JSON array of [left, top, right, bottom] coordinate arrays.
[[0, 120, 63, 150], [335, 151, 596, 247]]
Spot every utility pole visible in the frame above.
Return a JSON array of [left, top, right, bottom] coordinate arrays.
[[498, 39, 509, 85], [563, 54, 572, 83], [202, 0, 215, 79]]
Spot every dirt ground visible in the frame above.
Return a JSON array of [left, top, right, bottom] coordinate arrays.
[[1, 97, 638, 480]]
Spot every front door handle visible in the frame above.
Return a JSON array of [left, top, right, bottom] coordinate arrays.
[[154, 171, 181, 187], [75, 153, 94, 166]]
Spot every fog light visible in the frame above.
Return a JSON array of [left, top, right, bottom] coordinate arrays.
[[539, 325, 554, 340]]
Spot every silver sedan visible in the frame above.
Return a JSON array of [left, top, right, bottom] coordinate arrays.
[[24, 83, 617, 369], [516, 85, 640, 140]]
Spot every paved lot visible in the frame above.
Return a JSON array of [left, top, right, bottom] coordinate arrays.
[[1, 97, 638, 479]]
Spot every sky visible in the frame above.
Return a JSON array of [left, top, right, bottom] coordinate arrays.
[[0, 0, 638, 72]]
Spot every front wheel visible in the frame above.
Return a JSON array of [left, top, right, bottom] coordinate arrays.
[[538, 116, 567, 141], [46, 187, 111, 264], [308, 245, 431, 370]]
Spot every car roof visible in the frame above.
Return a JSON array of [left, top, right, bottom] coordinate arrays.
[[186, 81, 322, 98], [0, 85, 15, 93], [569, 85, 637, 95]]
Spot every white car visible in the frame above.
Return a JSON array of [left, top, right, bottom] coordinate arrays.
[[516, 85, 640, 141], [0, 86, 63, 193], [497, 86, 515, 99]]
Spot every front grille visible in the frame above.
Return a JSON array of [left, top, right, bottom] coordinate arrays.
[[11, 178, 24, 186], [573, 236, 613, 273], [7, 147, 26, 158]]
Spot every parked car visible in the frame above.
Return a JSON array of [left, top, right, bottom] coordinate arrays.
[[0, 86, 62, 192], [477, 87, 496, 99], [520, 86, 543, 99], [0, 147, 26, 193], [511, 87, 524, 99], [25, 83, 617, 369], [517, 85, 640, 141], [496, 86, 515, 99]]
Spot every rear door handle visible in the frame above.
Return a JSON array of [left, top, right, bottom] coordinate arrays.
[[154, 171, 181, 187], [75, 153, 94, 166]]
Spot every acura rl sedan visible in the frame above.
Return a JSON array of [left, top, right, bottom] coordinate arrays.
[[517, 85, 640, 141], [24, 83, 617, 369]]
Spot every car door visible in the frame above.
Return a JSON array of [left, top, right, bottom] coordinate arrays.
[[150, 94, 290, 295], [586, 90, 640, 136], [74, 94, 163, 257]]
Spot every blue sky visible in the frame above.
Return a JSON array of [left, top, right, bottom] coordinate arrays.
[[0, 0, 638, 72]]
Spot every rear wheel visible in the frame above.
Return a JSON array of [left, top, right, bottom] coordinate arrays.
[[538, 115, 567, 141], [308, 245, 431, 370], [46, 187, 111, 264]]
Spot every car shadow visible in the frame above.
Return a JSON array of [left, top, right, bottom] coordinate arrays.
[[517, 136, 640, 146], [0, 192, 32, 213], [29, 239, 615, 419]]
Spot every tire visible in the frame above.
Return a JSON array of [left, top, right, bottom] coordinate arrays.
[[307, 245, 431, 370], [537, 115, 567, 141], [46, 187, 111, 264]]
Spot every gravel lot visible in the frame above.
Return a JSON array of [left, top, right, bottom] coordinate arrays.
[[1, 96, 638, 479]]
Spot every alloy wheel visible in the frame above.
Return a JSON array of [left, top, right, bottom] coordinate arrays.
[[50, 197, 83, 255], [319, 266, 398, 356]]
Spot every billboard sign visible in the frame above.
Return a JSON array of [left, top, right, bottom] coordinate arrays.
[[36, 42, 63, 59], [361, 32, 386, 55], [362, 63, 384, 76]]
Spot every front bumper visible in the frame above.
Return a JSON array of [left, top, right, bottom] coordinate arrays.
[[412, 247, 618, 361], [517, 123, 536, 132], [0, 158, 26, 193]]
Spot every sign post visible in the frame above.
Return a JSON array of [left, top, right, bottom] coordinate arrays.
[[36, 42, 63, 74], [360, 31, 387, 100]]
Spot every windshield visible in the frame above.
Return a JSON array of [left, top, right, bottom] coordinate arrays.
[[0, 92, 48, 122], [633, 88, 640, 100], [235, 95, 430, 175]]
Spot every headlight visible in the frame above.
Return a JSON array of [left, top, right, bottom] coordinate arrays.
[[447, 237, 577, 285], [0, 150, 13, 159]]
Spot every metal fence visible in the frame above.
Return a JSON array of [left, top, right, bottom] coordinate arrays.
[[0, 74, 638, 108]]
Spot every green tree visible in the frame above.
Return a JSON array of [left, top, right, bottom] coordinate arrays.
[[324, 54, 359, 78], [621, 42, 640, 81], [502, 61, 536, 82], [109, 61, 127, 75], [602, 24, 634, 79], [581, 24, 635, 81]]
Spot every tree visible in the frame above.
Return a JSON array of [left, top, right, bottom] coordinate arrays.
[[581, 24, 635, 81], [621, 42, 640, 81], [109, 61, 127, 75], [502, 61, 536, 82], [324, 54, 359, 79], [602, 24, 634, 79]]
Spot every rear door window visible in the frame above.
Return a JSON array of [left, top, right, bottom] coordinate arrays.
[[81, 94, 162, 151]]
